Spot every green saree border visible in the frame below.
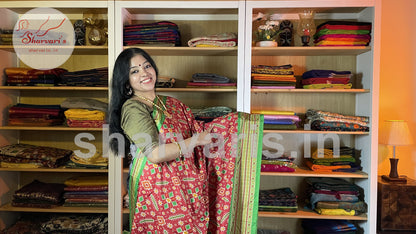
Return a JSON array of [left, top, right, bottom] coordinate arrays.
[[227, 112, 264, 234]]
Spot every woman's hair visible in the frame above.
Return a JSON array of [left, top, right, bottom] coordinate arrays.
[[109, 47, 159, 156]]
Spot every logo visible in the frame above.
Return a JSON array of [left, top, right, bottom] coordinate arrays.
[[13, 7, 75, 70]]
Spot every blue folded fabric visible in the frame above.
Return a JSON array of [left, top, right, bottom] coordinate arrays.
[[302, 69, 351, 79], [192, 73, 230, 83]]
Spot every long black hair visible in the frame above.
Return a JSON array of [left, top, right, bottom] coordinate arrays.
[[109, 47, 159, 156]]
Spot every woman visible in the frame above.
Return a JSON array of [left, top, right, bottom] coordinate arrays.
[[109, 47, 263, 233]]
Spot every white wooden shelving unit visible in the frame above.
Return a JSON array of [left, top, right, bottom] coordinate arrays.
[[0, 0, 114, 231]]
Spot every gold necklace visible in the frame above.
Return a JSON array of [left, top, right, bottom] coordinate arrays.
[[134, 94, 171, 118]]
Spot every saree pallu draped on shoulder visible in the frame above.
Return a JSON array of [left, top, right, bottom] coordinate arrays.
[[128, 96, 263, 234]]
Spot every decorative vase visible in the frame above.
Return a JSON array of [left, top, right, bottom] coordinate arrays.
[[297, 10, 316, 46], [256, 41, 278, 47]]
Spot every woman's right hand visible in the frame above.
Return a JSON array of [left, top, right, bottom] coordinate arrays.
[[195, 131, 213, 146]]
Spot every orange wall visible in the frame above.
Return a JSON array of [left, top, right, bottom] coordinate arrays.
[[379, 0, 416, 179]]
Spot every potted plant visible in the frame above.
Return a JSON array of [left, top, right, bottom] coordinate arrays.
[[254, 16, 281, 47]]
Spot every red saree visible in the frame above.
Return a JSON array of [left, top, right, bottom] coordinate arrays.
[[128, 96, 263, 233]]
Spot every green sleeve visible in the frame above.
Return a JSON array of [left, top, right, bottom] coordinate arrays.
[[121, 99, 159, 155]]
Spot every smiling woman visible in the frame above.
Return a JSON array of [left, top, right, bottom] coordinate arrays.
[[109, 47, 264, 233]]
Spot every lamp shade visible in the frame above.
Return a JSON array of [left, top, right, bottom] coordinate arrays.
[[380, 120, 413, 146]]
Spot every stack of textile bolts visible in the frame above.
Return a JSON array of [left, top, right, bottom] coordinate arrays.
[[123, 21, 181, 46], [8, 104, 64, 126], [63, 175, 108, 208], [4, 67, 67, 86], [61, 98, 108, 128], [251, 64, 296, 89], [261, 154, 298, 172], [252, 110, 300, 130], [306, 147, 362, 173], [306, 109, 369, 132], [301, 69, 352, 89], [313, 20, 372, 46], [302, 219, 358, 234], [186, 73, 236, 88], [258, 187, 298, 212], [187, 32, 237, 47], [305, 177, 367, 216]]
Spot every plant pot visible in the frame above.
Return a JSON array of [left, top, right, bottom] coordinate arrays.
[[256, 41, 278, 47]]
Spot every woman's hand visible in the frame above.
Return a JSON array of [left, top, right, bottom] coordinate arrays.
[[195, 130, 213, 146]]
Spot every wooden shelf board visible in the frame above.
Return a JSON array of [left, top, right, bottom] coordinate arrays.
[[252, 89, 370, 93], [0, 126, 103, 131], [261, 167, 368, 178], [258, 210, 367, 220], [263, 129, 369, 135], [0, 86, 108, 91], [0, 45, 108, 55], [125, 46, 238, 56], [0, 167, 107, 173], [252, 46, 371, 56], [156, 87, 237, 92], [0, 203, 108, 213]]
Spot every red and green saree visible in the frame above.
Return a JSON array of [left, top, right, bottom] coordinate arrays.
[[122, 95, 263, 234]]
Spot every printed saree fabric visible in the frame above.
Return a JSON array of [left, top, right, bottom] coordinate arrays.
[[127, 96, 263, 234]]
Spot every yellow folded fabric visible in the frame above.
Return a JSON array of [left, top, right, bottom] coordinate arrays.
[[70, 151, 108, 166], [251, 110, 295, 115], [0, 162, 42, 168], [315, 208, 356, 216], [303, 83, 352, 89], [64, 108, 106, 121], [65, 175, 108, 186]]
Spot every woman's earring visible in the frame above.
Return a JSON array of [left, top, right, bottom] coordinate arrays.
[[127, 87, 133, 95]]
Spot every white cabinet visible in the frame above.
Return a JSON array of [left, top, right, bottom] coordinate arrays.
[[0, 0, 111, 231], [245, 1, 380, 233]]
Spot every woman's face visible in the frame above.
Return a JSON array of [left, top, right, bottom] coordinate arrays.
[[129, 54, 157, 96]]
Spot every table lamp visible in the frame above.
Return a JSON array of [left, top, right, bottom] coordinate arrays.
[[380, 120, 413, 183]]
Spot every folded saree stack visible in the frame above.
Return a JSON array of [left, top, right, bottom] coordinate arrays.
[[186, 72, 236, 88], [0, 143, 72, 168], [258, 187, 298, 212], [58, 67, 108, 87], [261, 154, 298, 172], [314, 21, 372, 46], [306, 109, 369, 132], [123, 21, 181, 46], [2, 213, 108, 233], [61, 98, 107, 128], [302, 219, 358, 234], [305, 177, 367, 216], [63, 175, 108, 207], [187, 32, 237, 47], [301, 69, 352, 89], [4, 67, 67, 86], [12, 180, 65, 208], [0, 28, 13, 45], [251, 64, 296, 89], [65, 151, 108, 169], [252, 110, 299, 130], [305, 147, 361, 172], [8, 103, 64, 126]]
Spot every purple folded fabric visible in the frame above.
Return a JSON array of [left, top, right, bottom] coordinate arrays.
[[252, 86, 295, 89], [264, 119, 294, 125], [261, 164, 295, 172], [263, 115, 300, 122]]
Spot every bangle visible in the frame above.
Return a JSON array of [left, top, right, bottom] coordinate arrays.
[[174, 141, 183, 156]]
